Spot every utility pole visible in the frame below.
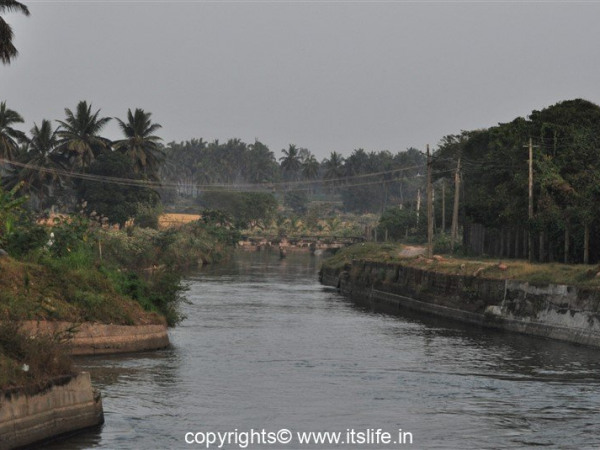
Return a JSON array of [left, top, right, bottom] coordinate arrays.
[[450, 157, 461, 250], [442, 179, 446, 234], [416, 188, 421, 227], [426, 144, 433, 257], [527, 138, 534, 262], [432, 186, 436, 233]]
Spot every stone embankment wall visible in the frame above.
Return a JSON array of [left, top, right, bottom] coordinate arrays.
[[0, 372, 104, 449], [21, 321, 170, 355], [320, 261, 600, 348], [0, 323, 168, 448]]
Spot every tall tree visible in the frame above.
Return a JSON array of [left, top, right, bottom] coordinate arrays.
[[280, 144, 302, 181], [322, 151, 345, 186], [113, 108, 164, 181], [12, 120, 65, 209], [57, 101, 112, 171], [245, 140, 279, 184], [0, 101, 26, 165], [0, 0, 29, 64], [301, 152, 320, 181]]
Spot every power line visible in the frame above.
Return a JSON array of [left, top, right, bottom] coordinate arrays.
[[0, 157, 439, 193]]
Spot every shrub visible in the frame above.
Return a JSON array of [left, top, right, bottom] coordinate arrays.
[[5, 222, 48, 258], [377, 206, 420, 241], [433, 233, 462, 254], [0, 321, 74, 390], [49, 214, 94, 258], [135, 202, 162, 229]]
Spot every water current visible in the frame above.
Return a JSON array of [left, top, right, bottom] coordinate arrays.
[[44, 251, 600, 449]]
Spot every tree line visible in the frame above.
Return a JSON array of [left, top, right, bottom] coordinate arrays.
[[432, 98, 600, 264], [161, 139, 427, 214], [0, 100, 164, 225]]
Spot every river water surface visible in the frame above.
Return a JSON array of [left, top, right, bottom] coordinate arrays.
[[45, 251, 600, 449]]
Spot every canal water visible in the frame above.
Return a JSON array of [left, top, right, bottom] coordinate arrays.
[[45, 251, 600, 449]]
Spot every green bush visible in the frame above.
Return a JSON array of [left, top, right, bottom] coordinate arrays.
[[199, 191, 277, 229], [5, 223, 48, 258], [49, 214, 93, 258], [135, 202, 162, 229], [377, 207, 421, 241], [432, 233, 462, 254]]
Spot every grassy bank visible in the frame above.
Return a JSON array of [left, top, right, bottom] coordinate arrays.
[[322, 242, 600, 288], [2, 215, 236, 327], [0, 212, 237, 390]]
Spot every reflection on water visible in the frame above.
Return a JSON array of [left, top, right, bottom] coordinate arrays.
[[43, 251, 600, 449]]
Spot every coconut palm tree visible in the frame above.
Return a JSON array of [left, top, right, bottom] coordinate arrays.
[[302, 153, 320, 180], [57, 101, 112, 171], [15, 120, 65, 209], [280, 144, 302, 181], [323, 151, 345, 184], [113, 108, 164, 181], [0, 101, 26, 161], [0, 1, 29, 64]]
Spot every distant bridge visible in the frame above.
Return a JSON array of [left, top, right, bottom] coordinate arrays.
[[238, 235, 366, 251]]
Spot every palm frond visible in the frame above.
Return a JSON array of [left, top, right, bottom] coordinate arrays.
[[0, 1, 30, 15]]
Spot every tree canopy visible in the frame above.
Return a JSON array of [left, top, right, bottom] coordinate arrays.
[[433, 98, 600, 263], [0, 0, 29, 64]]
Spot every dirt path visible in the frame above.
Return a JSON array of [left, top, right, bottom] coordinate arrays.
[[399, 245, 426, 257]]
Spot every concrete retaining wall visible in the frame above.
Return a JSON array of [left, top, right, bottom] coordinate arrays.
[[321, 261, 600, 348], [0, 372, 104, 449], [21, 321, 170, 355]]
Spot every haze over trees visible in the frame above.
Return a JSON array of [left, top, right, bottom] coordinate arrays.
[[3, 94, 600, 264], [161, 139, 427, 215]]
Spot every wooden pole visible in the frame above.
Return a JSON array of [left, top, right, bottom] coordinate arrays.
[[528, 137, 534, 262], [416, 188, 421, 227], [427, 145, 433, 257], [451, 157, 461, 250], [442, 179, 446, 233]]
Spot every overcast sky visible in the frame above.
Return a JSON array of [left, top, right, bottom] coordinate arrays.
[[2, 1, 599, 160]]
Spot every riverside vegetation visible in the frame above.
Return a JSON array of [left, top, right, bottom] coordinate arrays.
[[0, 182, 238, 390]]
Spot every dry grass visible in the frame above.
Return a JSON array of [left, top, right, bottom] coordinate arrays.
[[0, 321, 74, 390], [404, 256, 600, 287], [158, 213, 201, 229], [321, 242, 407, 271]]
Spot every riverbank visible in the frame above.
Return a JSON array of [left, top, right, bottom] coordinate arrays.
[[0, 212, 238, 447], [54, 250, 600, 449], [21, 321, 170, 356], [320, 243, 600, 348], [0, 372, 104, 449]]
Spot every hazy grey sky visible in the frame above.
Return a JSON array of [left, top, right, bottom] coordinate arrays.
[[2, 1, 599, 159]]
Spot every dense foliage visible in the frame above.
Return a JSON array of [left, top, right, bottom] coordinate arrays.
[[1, 101, 163, 227], [4, 96, 600, 263], [0, 180, 236, 327], [162, 139, 426, 214], [199, 191, 278, 229], [78, 151, 160, 227], [433, 98, 600, 263]]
